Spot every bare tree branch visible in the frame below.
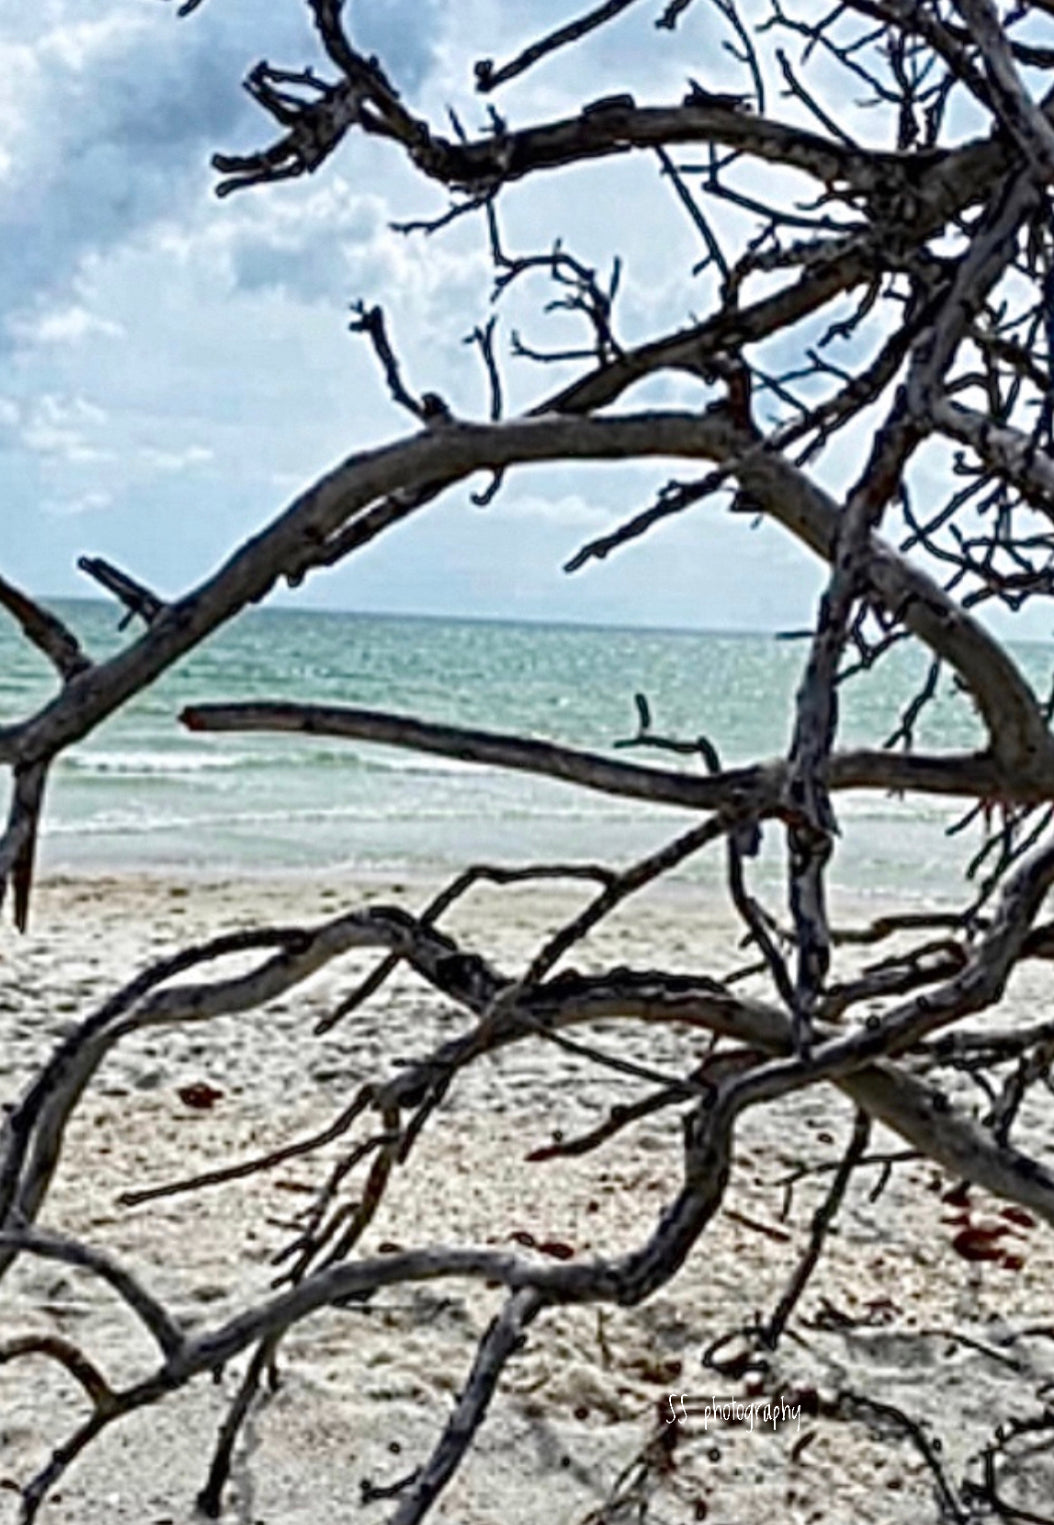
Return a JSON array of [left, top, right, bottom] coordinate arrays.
[[0, 577, 90, 682], [76, 556, 165, 629], [474, 2, 644, 93], [10, 2, 1054, 1516]]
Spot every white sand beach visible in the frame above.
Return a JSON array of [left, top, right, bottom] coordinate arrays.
[[2, 872, 1054, 1524]]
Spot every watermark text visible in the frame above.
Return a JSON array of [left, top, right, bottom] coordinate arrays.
[[665, 1394, 802, 1431]]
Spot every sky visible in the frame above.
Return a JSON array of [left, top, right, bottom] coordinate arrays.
[[0, 0, 1044, 637]]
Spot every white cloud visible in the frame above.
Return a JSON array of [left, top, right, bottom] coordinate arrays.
[[215, 179, 389, 304], [12, 304, 125, 346], [0, 0, 453, 345], [501, 491, 614, 528], [20, 393, 110, 462], [42, 488, 112, 517], [37, 15, 143, 73], [0, 0, 915, 637], [139, 444, 214, 473]]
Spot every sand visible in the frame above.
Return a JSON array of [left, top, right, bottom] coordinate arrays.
[[2, 871, 1054, 1524]]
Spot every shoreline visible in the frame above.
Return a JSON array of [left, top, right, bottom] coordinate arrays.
[[25, 854, 970, 913]]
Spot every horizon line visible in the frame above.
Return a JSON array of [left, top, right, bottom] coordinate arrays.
[[38, 592, 787, 642], [30, 592, 1054, 647]]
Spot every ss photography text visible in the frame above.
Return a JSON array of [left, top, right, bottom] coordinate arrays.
[[667, 1394, 803, 1431]]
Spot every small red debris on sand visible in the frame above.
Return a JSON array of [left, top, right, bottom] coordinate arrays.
[[951, 1225, 1008, 1262], [177, 1081, 224, 1110]]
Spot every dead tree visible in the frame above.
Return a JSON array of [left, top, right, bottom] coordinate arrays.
[[4, 0, 1054, 1517]]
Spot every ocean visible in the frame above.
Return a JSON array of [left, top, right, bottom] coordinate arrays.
[[2, 599, 1049, 903]]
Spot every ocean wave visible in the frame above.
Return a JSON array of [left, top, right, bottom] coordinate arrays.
[[59, 745, 494, 780], [43, 797, 647, 836], [62, 750, 264, 777]]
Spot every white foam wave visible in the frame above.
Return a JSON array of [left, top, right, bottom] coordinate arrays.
[[63, 750, 262, 777], [43, 796, 647, 837], [61, 745, 490, 780]]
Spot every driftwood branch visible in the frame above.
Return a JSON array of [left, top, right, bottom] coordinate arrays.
[[0, 577, 90, 682], [76, 556, 165, 629], [181, 701, 1052, 807], [8, 0, 1054, 1517]]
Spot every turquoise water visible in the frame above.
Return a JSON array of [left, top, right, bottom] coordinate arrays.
[[2, 599, 1049, 901]]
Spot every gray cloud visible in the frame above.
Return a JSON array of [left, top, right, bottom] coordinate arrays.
[[0, 1, 862, 637], [349, 0, 445, 91], [226, 184, 386, 303], [0, 0, 446, 339]]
